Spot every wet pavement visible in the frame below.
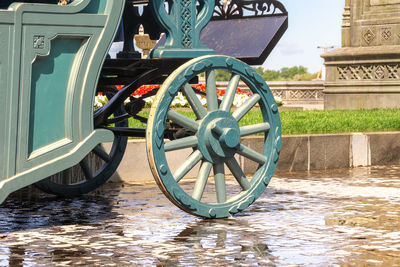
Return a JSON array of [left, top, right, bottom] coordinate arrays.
[[1, 166, 400, 266]]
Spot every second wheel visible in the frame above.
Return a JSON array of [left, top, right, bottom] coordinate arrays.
[[35, 89, 128, 197]]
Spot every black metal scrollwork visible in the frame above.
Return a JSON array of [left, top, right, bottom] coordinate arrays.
[[213, 0, 287, 20]]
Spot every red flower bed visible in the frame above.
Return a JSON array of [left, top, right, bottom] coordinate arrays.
[[194, 84, 250, 98], [114, 84, 250, 97]]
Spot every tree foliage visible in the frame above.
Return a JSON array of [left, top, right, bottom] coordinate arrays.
[[214, 66, 318, 81]]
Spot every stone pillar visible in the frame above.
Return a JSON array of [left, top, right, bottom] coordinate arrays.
[[322, 0, 400, 109], [341, 0, 351, 47]]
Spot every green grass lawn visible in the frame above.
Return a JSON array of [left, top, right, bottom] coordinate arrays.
[[128, 108, 400, 136], [280, 109, 400, 135]]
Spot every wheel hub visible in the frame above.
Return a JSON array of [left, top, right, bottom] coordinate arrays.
[[197, 111, 240, 163]]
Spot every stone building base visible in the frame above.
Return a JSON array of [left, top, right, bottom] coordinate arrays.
[[324, 92, 400, 110], [322, 46, 400, 110]]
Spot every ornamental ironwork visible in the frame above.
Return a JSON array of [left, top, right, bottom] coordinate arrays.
[[212, 0, 287, 20]]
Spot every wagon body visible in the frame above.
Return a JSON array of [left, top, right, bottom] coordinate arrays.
[[0, 0, 288, 218], [0, 0, 125, 203]]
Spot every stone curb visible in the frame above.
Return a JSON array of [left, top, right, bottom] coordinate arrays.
[[105, 132, 400, 183]]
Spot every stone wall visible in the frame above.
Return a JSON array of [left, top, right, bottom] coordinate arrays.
[[105, 132, 400, 182], [216, 80, 324, 106]]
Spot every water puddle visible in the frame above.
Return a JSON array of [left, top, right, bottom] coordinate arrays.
[[1, 166, 399, 265]]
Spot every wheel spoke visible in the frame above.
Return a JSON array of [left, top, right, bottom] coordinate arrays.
[[79, 157, 93, 180], [174, 150, 203, 182], [61, 168, 71, 185], [240, 122, 270, 137], [232, 94, 261, 121], [192, 161, 212, 201], [213, 163, 226, 203], [237, 144, 268, 165], [220, 74, 240, 112], [226, 158, 251, 190], [206, 70, 218, 111], [167, 110, 199, 132], [93, 145, 111, 162], [165, 136, 198, 152], [182, 83, 207, 119]]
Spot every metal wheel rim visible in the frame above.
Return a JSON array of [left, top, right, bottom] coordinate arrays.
[[147, 55, 282, 218]]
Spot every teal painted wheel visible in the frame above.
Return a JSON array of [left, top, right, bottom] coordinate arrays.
[[35, 90, 128, 197], [147, 56, 282, 218]]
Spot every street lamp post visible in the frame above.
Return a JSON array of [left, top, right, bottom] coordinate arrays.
[[317, 45, 334, 54]]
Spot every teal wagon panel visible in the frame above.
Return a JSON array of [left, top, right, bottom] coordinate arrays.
[[0, 23, 11, 182], [0, 0, 125, 204], [29, 38, 82, 154], [82, 0, 106, 14]]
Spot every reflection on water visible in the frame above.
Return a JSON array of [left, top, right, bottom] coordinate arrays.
[[164, 219, 276, 266], [0, 166, 400, 266], [1, 187, 117, 233]]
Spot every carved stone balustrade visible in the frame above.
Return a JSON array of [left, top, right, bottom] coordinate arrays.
[[216, 81, 324, 107]]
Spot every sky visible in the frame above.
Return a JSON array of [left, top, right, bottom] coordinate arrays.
[[110, 0, 345, 74], [262, 0, 345, 73]]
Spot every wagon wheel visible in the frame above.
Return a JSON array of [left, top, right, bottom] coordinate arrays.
[[34, 89, 128, 197], [147, 55, 282, 218]]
